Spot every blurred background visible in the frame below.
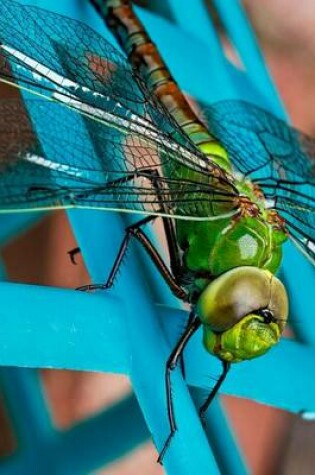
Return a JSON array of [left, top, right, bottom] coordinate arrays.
[[1, 0, 315, 473]]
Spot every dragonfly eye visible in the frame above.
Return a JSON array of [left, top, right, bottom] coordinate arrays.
[[196, 266, 289, 362], [197, 266, 288, 331]]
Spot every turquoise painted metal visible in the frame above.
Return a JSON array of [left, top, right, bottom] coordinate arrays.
[[0, 1, 313, 474]]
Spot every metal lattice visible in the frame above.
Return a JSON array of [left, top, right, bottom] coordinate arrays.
[[0, 1, 314, 474]]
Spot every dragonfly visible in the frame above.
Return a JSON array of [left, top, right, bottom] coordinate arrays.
[[0, 0, 314, 463]]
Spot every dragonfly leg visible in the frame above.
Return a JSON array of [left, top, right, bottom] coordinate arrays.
[[179, 310, 195, 379], [109, 168, 183, 278], [198, 360, 231, 428], [67, 174, 139, 265], [77, 215, 188, 300], [158, 314, 201, 464], [146, 169, 182, 278], [67, 169, 183, 277], [76, 215, 154, 291]]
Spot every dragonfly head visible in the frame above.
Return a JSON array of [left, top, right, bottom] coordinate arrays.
[[196, 266, 288, 363]]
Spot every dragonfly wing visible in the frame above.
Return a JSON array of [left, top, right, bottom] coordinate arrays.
[[0, 0, 239, 219], [201, 100, 315, 264], [201, 100, 315, 182], [0, 0, 198, 152], [0, 98, 238, 220], [271, 186, 315, 265], [289, 232, 315, 267]]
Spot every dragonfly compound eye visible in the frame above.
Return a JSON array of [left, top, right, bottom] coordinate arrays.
[[196, 266, 289, 363]]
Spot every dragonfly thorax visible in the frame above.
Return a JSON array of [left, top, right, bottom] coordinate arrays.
[[176, 206, 287, 297]]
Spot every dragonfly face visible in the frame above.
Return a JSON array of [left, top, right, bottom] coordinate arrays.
[[197, 266, 289, 363]]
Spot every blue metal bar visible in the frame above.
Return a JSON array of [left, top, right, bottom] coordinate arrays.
[[282, 244, 315, 344], [161, 0, 265, 104], [134, 5, 236, 103], [213, 0, 283, 114], [0, 283, 128, 372], [1, 394, 150, 475], [0, 369, 53, 448], [53, 394, 149, 474], [167, 0, 228, 80], [191, 394, 248, 475], [1, 1, 313, 474], [0, 288, 314, 415]]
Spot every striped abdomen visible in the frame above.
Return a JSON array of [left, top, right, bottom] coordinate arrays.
[[90, 0, 231, 171]]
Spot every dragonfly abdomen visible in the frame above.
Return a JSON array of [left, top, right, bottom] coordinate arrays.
[[93, 0, 231, 171]]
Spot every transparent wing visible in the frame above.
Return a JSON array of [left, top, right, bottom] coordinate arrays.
[[202, 100, 315, 263], [202, 100, 315, 182], [0, 0, 203, 154], [0, 0, 239, 219], [274, 193, 315, 265], [0, 98, 238, 220]]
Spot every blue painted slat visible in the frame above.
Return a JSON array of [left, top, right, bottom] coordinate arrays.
[[192, 395, 248, 475], [133, 5, 236, 103], [1, 394, 149, 475], [282, 244, 315, 345], [0, 283, 128, 372], [0, 287, 314, 415], [53, 395, 148, 475], [213, 0, 283, 114], [0, 368, 54, 448], [167, 0, 229, 83]]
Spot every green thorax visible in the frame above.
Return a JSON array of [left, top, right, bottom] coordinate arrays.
[[174, 145, 288, 296]]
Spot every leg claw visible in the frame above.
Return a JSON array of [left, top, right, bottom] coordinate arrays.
[[76, 284, 108, 292]]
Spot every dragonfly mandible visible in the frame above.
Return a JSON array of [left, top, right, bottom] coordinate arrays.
[[0, 0, 313, 463]]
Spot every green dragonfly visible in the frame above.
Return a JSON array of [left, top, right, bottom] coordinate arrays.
[[0, 0, 313, 462]]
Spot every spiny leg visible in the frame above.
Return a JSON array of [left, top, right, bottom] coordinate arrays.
[[76, 215, 153, 291], [179, 310, 196, 379], [147, 169, 189, 376], [77, 215, 188, 300], [68, 173, 138, 266], [158, 314, 201, 464], [147, 170, 182, 277], [69, 169, 183, 279], [199, 360, 231, 428]]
